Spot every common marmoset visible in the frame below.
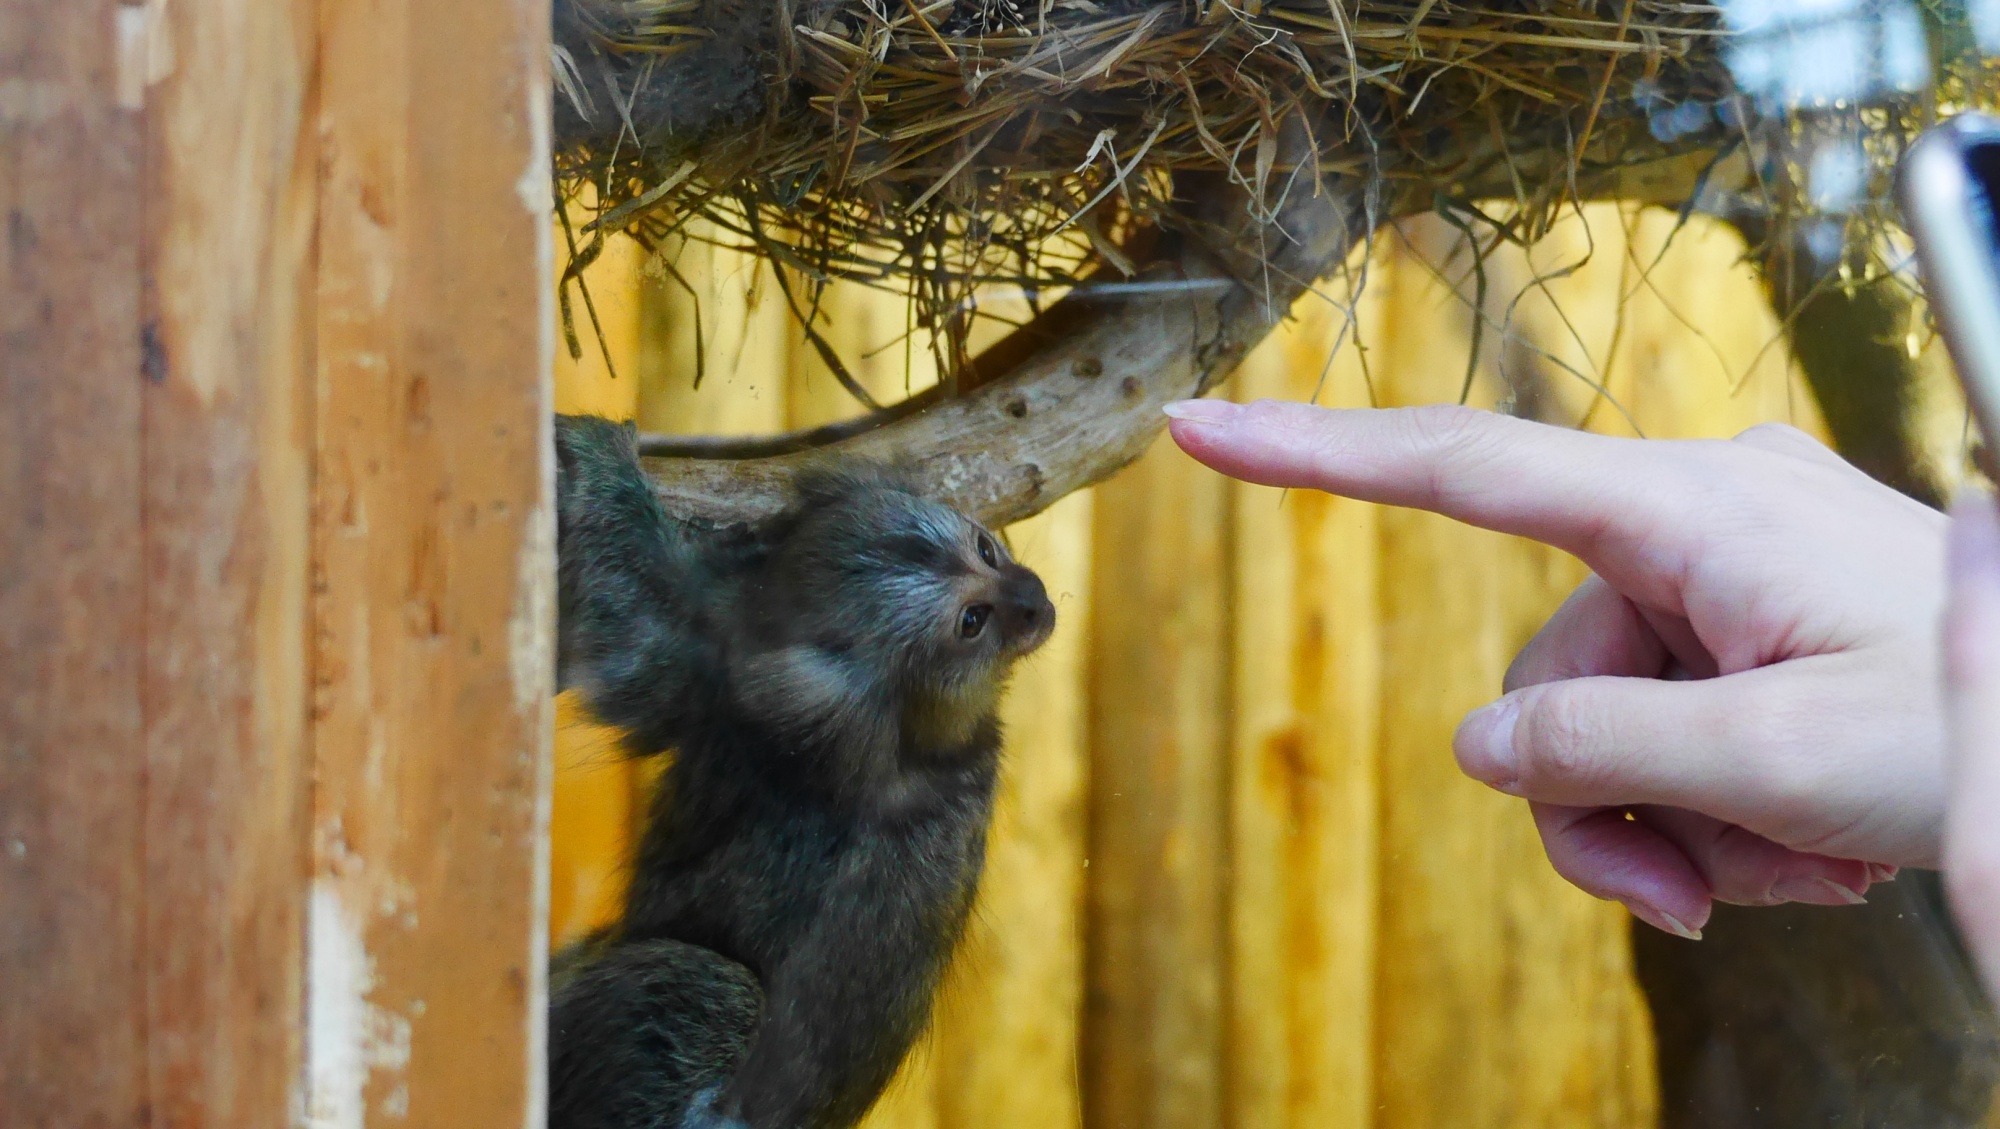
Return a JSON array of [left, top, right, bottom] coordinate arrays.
[[549, 416, 1055, 1129]]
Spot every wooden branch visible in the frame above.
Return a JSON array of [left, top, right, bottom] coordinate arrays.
[[639, 141, 1730, 529], [645, 176, 1365, 529]]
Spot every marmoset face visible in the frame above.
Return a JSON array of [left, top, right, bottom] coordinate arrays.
[[766, 468, 1055, 692]]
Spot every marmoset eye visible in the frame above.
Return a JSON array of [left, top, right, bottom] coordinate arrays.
[[975, 533, 998, 569], [959, 604, 992, 639]]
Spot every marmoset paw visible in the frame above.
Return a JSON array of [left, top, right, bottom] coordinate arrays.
[[678, 1086, 747, 1129]]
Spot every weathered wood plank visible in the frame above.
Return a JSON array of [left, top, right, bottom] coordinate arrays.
[[138, 0, 317, 1123], [1222, 291, 1384, 1129], [0, 1, 147, 1124], [1082, 433, 1231, 1129], [636, 230, 791, 439], [1369, 216, 1657, 1129], [310, 0, 554, 1122]]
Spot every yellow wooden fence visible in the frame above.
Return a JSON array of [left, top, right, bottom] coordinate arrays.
[[549, 205, 1969, 1129]]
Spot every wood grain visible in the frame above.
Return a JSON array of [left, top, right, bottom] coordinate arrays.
[[310, 0, 553, 1124], [1083, 433, 1232, 1129], [139, 0, 317, 1123], [1222, 291, 1384, 1129], [639, 179, 1362, 531], [1369, 216, 1657, 1129], [636, 229, 791, 440], [0, 1, 148, 1124]]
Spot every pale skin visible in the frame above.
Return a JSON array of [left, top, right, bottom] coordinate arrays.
[[1164, 397, 2000, 995]]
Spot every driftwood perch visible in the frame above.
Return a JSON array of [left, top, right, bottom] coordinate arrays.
[[636, 142, 1729, 530], [642, 179, 1361, 529]]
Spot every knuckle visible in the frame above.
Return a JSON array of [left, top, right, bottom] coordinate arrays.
[[1400, 402, 1487, 447], [1728, 422, 1854, 478], [1515, 688, 1607, 789], [1701, 825, 1787, 904], [1397, 403, 1502, 504]]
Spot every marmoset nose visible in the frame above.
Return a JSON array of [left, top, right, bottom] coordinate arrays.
[[999, 572, 1054, 637]]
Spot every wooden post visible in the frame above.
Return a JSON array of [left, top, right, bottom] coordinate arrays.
[[1083, 433, 1233, 1129], [3, 0, 322, 1122], [1, 2, 148, 1124], [310, 0, 553, 1125], [140, 0, 318, 1123], [2, 0, 553, 1124], [1223, 289, 1385, 1129]]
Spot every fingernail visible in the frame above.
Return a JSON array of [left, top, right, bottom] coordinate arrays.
[[1162, 399, 1242, 424], [1866, 862, 1900, 884], [1623, 901, 1704, 941], [1770, 875, 1869, 906], [1454, 695, 1521, 793]]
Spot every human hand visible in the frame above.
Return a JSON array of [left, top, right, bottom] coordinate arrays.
[[1943, 488, 2000, 997], [1166, 398, 1947, 939]]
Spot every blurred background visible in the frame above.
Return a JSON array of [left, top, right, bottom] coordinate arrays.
[[549, 202, 1985, 1129]]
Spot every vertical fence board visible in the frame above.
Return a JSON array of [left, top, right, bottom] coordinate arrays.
[[787, 282, 922, 432], [554, 202, 642, 421], [1223, 293, 1385, 1129], [550, 694, 637, 949], [1084, 437, 1232, 1129], [311, 0, 553, 1123], [636, 231, 791, 439], [139, 0, 317, 1123], [0, 2, 147, 1124], [1369, 217, 1658, 1129]]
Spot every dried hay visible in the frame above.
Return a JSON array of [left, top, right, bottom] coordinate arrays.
[[549, 0, 1997, 381]]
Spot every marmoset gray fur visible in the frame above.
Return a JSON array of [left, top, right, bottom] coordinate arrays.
[[549, 415, 1054, 1129]]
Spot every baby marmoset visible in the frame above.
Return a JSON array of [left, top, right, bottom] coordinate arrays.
[[549, 415, 1055, 1129]]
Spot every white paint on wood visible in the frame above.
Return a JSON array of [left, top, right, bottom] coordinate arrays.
[[115, 7, 148, 109], [516, 436, 556, 1129], [305, 881, 369, 1129], [112, 0, 172, 110], [511, 489, 556, 723], [305, 869, 422, 1128]]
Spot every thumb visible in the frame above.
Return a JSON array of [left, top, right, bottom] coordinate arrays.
[[1453, 666, 1839, 836]]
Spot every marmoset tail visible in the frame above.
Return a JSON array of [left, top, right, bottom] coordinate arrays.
[[549, 415, 1055, 1129]]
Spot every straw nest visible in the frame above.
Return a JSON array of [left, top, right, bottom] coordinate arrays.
[[556, 0, 1748, 347]]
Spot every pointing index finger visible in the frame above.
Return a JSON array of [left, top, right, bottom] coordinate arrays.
[[1165, 398, 1685, 569]]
